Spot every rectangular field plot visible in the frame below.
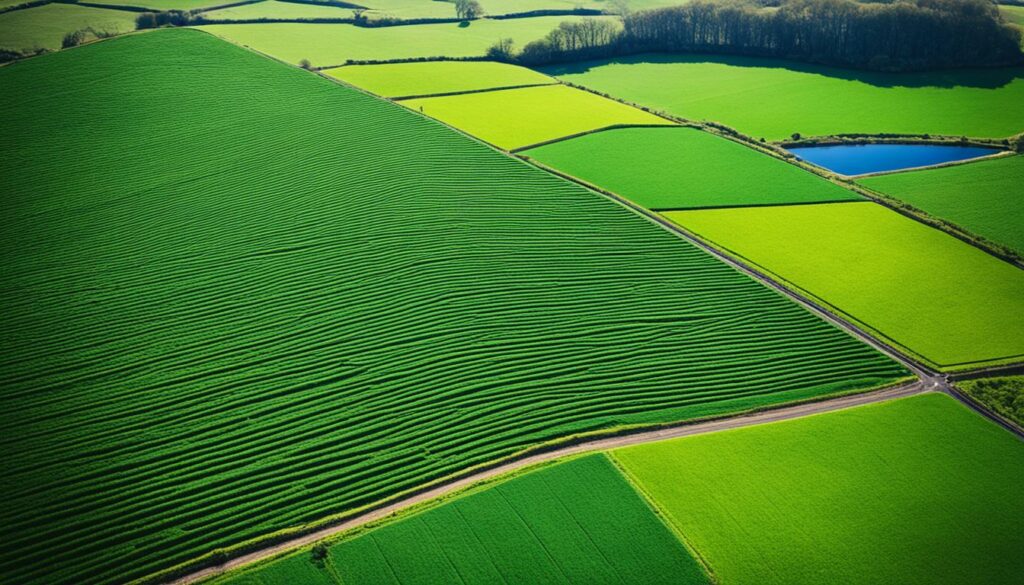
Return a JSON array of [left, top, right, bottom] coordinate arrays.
[[859, 154, 1024, 256], [200, 1, 357, 21], [664, 202, 1024, 369], [326, 61, 555, 98], [1, 29, 907, 585], [198, 16, 616, 66], [321, 456, 708, 585], [614, 393, 1024, 585], [403, 84, 673, 150], [545, 55, 1024, 140], [522, 126, 861, 209]]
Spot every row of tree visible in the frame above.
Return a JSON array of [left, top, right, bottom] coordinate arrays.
[[510, 0, 1023, 71]]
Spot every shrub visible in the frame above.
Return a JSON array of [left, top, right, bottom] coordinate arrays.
[[62, 29, 87, 49]]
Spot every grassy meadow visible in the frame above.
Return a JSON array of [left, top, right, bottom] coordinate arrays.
[[88, 0, 236, 9], [1, 28, 908, 584], [614, 392, 1024, 585], [664, 202, 1024, 369], [0, 3, 137, 52], [198, 16, 617, 66], [327, 61, 554, 98], [217, 455, 709, 585], [200, 1, 357, 21], [1001, 4, 1024, 27], [403, 84, 673, 149], [859, 154, 1024, 256], [545, 54, 1024, 140], [523, 126, 862, 208]]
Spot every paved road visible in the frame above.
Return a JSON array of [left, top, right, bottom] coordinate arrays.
[[168, 381, 928, 585]]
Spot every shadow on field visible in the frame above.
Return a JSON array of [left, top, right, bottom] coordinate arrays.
[[542, 53, 1024, 89]]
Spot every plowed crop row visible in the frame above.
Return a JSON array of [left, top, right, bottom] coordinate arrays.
[[0, 29, 905, 584]]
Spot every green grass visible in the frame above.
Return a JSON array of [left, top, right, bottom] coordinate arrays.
[[215, 455, 710, 585], [197, 16, 617, 66], [614, 392, 1024, 585], [664, 202, 1024, 369], [0, 28, 906, 584], [957, 376, 1024, 428], [403, 84, 673, 150], [326, 61, 555, 98], [200, 0, 356, 21], [545, 54, 1024, 140], [88, 0, 237, 9], [0, 3, 137, 52], [858, 154, 1024, 256], [1001, 5, 1024, 26], [523, 126, 862, 209]]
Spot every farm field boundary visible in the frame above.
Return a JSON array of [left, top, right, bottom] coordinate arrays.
[[663, 203, 1024, 371], [168, 381, 928, 585]]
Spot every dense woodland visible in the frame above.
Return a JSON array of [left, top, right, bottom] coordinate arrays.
[[512, 0, 1024, 70]]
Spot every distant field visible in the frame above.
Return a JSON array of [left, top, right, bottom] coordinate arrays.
[[957, 376, 1024, 428], [614, 392, 1024, 585], [327, 61, 554, 97], [858, 154, 1024, 256], [664, 202, 1024, 369], [200, 1, 356, 21], [0, 29, 906, 584], [88, 0, 234, 9], [545, 54, 1024, 140], [217, 455, 710, 585], [1002, 4, 1024, 26], [523, 127, 861, 208], [403, 84, 672, 149], [198, 16, 616, 66], [0, 3, 137, 52]]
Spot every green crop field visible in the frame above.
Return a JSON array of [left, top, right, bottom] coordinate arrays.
[[859, 154, 1024, 256], [403, 84, 673, 150], [200, 1, 356, 21], [614, 393, 1024, 585], [957, 376, 1024, 428], [545, 54, 1024, 140], [0, 3, 137, 52], [523, 126, 862, 209], [217, 455, 710, 585], [0, 28, 907, 584], [355, 0, 605, 19], [664, 202, 1024, 369], [198, 15, 616, 66], [326, 61, 554, 98]]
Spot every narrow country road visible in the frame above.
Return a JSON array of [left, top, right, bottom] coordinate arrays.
[[168, 381, 929, 585]]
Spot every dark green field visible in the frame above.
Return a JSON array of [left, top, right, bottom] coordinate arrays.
[[216, 455, 709, 585], [523, 126, 861, 209], [0, 29, 907, 584]]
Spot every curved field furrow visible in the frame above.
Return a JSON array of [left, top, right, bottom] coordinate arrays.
[[0, 29, 906, 584]]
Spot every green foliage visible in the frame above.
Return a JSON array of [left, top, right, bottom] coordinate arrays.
[[859, 154, 1024, 256], [958, 376, 1024, 427], [401, 84, 673, 150], [318, 456, 710, 584], [0, 29, 905, 584], [523, 126, 862, 208], [546, 54, 1024, 140], [614, 393, 1024, 584], [664, 202, 1024, 369]]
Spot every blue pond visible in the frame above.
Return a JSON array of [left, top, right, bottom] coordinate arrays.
[[788, 143, 1000, 176]]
